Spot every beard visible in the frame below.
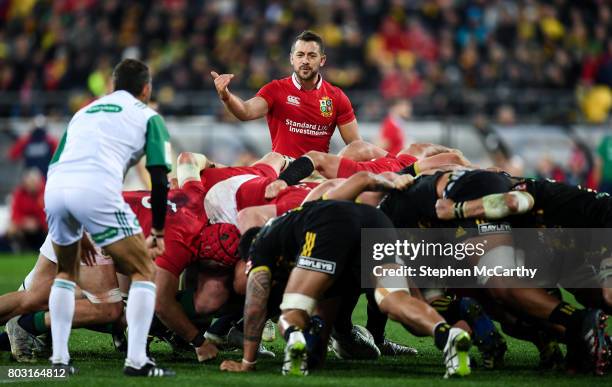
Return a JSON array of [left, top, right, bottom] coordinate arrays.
[[295, 67, 318, 82]]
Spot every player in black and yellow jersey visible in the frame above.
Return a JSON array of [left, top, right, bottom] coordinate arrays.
[[430, 171, 611, 375], [219, 173, 472, 379]]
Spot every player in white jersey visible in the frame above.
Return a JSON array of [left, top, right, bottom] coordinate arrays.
[[44, 59, 174, 377]]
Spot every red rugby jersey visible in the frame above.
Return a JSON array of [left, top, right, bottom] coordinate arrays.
[[257, 73, 356, 158], [123, 182, 208, 277]]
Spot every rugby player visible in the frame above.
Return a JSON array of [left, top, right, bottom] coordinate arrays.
[[377, 169, 610, 375], [211, 30, 361, 158], [220, 174, 473, 378], [434, 174, 612, 309], [177, 151, 317, 228], [262, 141, 470, 200], [43, 59, 173, 376], [142, 151, 292, 361], [131, 153, 241, 362], [2, 173, 244, 365]]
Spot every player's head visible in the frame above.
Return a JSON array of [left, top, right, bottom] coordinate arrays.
[[112, 59, 152, 103], [290, 30, 326, 82], [390, 99, 412, 119], [199, 223, 241, 266]]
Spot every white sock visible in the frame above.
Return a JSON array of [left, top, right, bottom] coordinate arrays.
[[126, 281, 156, 368], [49, 279, 76, 365]]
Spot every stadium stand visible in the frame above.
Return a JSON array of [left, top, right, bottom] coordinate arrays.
[[0, 0, 609, 120]]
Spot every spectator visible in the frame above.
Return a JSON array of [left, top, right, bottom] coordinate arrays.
[[6, 169, 47, 251], [536, 155, 566, 182], [474, 113, 523, 176], [0, 1, 609, 119], [566, 139, 595, 188], [8, 115, 57, 177], [376, 99, 411, 155], [496, 105, 516, 126]]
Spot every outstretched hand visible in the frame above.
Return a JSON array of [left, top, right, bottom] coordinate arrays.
[[211, 71, 234, 101], [79, 233, 97, 266]]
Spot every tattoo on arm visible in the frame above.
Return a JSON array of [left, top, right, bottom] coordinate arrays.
[[244, 269, 271, 343]]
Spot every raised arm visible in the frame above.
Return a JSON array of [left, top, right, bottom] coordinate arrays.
[[211, 71, 268, 121]]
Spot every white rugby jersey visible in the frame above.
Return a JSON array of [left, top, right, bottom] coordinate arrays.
[[47, 90, 171, 191]]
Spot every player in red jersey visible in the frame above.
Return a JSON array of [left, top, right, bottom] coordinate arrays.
[[125, 156, 243, 362], [211, 30, 361, 158], [176, 151, 315, 226], [376, 99, 411, 155], [263, 141, 471, 199]]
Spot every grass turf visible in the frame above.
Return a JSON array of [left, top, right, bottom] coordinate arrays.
[[0, 253, 610, 386]]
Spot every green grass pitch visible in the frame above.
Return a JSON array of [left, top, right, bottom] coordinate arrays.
[[0, 254, 610, 386]]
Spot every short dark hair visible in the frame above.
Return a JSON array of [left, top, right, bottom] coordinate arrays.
[[112, 59, 151, 97], [238, 227, 262, 261], [292, 30, 325, 54]]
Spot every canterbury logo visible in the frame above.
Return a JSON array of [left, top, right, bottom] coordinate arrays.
[[300, 232, 317, 257], [287, 95, 301, 106]]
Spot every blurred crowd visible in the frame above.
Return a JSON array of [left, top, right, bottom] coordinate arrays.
[[0, 0, 610, 121]]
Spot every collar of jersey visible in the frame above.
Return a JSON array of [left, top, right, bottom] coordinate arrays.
[[292, 72, 323, 90]]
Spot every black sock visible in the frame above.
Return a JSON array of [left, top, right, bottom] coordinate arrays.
[[548, 302, 585, 334], [207, 313, 240, 337], [0, 332, 10, 351], [234, 318, 244, 332], [365, 293, 387, 344], [332, 291, 360, 336], [430, 296, 461, 324], [18, 312, 48, 335], [284, 325, 300, 342], [433, 322, 452, 351], [501, 318, 540, 343]]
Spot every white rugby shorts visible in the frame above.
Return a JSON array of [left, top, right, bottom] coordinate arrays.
[[45, 186, 142, 247]]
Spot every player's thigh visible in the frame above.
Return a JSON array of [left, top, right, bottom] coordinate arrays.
[[289, 217, 360, 297], [103, 234, 152, 278], [255, 152, 285, 174], [338, 140, 386, 161], [307, 151, 340, 178], [236, 205, 277, 233], [79, 264, 119, 294], [284, 268, 335, 299]]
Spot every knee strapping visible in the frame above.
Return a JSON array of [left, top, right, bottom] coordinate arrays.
[[279, 293, 317, 316]]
